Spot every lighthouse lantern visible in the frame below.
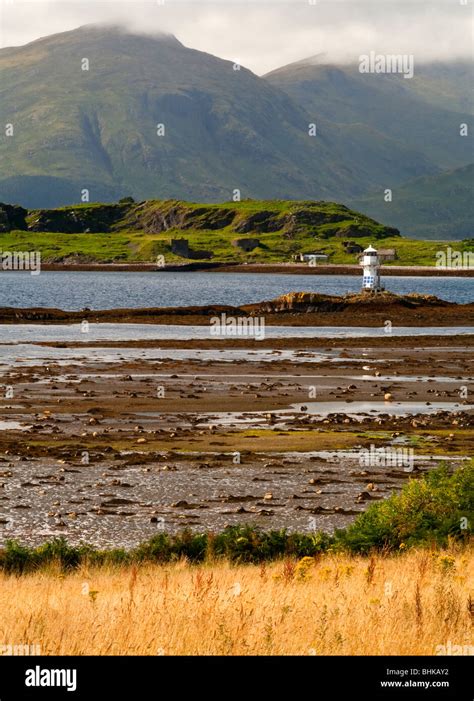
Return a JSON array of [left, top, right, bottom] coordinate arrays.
[[361, 245, 382, 292]]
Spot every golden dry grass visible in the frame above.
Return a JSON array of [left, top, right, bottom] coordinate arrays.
[[1, 549, 473, 656]]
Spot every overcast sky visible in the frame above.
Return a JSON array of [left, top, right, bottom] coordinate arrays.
[[0, 0, 472, 74]]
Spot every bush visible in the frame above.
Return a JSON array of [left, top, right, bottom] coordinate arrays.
[[334, 463, 474, 554], [0, 540, 32, 574], [0, 464, 471, 571]]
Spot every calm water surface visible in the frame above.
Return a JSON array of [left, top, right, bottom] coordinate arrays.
[[0, 272, 472, 309], [0, 324, 472, 343]]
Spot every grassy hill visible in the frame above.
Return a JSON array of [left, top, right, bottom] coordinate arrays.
[[1, 197, 471, 266]]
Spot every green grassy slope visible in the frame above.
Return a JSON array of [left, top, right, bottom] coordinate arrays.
[[1, 197, 471, 266]]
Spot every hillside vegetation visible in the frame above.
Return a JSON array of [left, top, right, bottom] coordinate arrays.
[[265, 58, 473, 240], [353, 163, 474, 240], [0, 25, 368, 207], [2, 197, 471, 266], [265, 58, 473, 173]]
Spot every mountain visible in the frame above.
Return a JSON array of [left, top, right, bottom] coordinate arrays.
[[0, 25, 354, 207], [265, 56, 473, 240], [265, 57, 473, 172], [0, 25, 437, 208], [394, 61, 473, 115], [1, 25, 472, 237], [352, 163, 474, 240]]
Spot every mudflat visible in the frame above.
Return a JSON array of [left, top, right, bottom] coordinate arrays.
[[0, 324, 471, 547]]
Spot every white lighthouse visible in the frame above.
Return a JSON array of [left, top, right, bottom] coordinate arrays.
[[361, 245, 382, 292]]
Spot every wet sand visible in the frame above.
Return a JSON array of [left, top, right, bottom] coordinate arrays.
[[0, 330, 472, 547]]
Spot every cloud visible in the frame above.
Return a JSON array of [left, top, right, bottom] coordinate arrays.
[[0, 0, 472, 74]]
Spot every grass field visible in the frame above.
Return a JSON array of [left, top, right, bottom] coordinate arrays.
[[1, 448, 471, 656], [1, 548, 472, 655], [2, 198, 471, 265], [4, 230, 469, 266]]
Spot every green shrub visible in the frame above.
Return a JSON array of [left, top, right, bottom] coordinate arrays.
[[334, 463, 473, 554], [0, 540, 33, 574], [0, 464, 471, 571]]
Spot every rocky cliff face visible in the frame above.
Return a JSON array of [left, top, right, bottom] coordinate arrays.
[[0, 203, 27, 232], [27, 204, 129, 233]]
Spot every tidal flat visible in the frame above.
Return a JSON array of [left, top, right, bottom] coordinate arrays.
[[0, 325, 472, 547]]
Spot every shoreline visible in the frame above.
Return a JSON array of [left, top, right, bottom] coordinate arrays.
[[1, 290, 473, 326], [32, 262, 474, 276]]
